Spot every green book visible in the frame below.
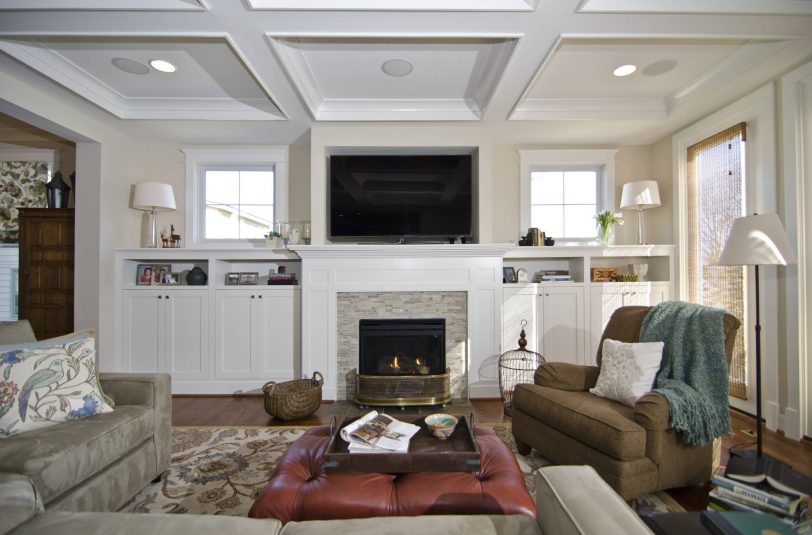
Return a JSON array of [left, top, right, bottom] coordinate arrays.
[[700, 511, 796, 535]]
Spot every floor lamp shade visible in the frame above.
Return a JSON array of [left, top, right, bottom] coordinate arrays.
[[132, 182, 176, 248], [620, 180, 661, 245], [718, 213, 797, 266]]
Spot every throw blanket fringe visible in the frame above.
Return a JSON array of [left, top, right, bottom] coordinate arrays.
[[640, 301, 730, 447]]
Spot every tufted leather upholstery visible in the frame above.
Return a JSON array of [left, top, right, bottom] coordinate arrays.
[[248, 425, 535, 524]]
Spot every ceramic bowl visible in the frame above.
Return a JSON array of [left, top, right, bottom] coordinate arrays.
[[425, 413, 458, 440]]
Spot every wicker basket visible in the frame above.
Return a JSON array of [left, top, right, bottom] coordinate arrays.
[[262, 371, 324, 421]]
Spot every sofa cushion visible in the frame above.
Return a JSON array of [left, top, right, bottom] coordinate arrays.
[[0, 330, 113, 438], [12, 511, 283, 535], [0, 405, 153, 504], [280, 515, 541, 535], [513, 384, 646, 460], [0, 473, 43, 535]]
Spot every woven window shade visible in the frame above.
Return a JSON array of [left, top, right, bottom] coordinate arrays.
[[687, 122, 748, 399]]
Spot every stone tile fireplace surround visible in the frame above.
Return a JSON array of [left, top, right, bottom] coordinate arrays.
[[290, 244, 513, 401]]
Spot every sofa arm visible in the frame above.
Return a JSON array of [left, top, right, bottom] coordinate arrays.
[[534, 363, 599, 391], [0, 473, 43, 535], [632, 393, 670, 431], [99, 373, 171, 474], [535, 466, 654, 535]]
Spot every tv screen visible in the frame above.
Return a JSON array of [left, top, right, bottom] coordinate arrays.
[[329, 154, 473, 240]]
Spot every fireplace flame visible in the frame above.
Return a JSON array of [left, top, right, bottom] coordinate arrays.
[[415, 357, 423, 365], [390, 356, 400, 369]]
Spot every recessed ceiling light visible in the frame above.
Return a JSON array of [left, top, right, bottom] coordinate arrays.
[[111, 57, 149, 75], [613, 64, 637, 77], [381, 59, 413, 77], [149, 59, 176, 73]]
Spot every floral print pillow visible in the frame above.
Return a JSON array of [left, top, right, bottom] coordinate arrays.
[[589, 338, 664, 407], [0, 331, 113, 438]]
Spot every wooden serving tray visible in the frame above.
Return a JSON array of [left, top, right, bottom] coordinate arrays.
[[323, 414, 481, 473]]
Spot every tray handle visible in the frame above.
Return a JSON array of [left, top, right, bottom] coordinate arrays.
[[262, 381, 277, 395], [469, 412, 476, 438], [329, 414, 337, 437], [312, 371, 324, 386]]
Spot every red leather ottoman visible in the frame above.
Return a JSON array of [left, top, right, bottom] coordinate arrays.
[[248, 425, 535, 523]]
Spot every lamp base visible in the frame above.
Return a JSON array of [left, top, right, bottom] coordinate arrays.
[[725, 449, 812, 495]]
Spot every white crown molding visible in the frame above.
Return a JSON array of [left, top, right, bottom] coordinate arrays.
[[577, 0, 812, 15], [267, 34, 517, 122], [0, 0, 206, 10], [511, 98, 667, 120], [247, 0, 536, 11], [0, 34, 286, 121]]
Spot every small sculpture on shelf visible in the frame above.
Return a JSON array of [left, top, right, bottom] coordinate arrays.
[[170, 224, 181, 248]]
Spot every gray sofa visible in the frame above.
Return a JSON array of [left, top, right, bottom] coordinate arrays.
[[2, 465, 654, 535], [0, 321, 171, 512]]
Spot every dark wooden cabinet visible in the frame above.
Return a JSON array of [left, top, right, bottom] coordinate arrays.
[[18, 208, 74, 340]]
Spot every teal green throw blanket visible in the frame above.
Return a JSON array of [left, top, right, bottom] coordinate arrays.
[[640, 301, 730, 446]]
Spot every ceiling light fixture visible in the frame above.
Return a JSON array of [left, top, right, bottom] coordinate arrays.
[[149, 59, 177, 73], [613, 64, 637, 77], [381, 59, 413, 77], [111, 57, 149, 75]]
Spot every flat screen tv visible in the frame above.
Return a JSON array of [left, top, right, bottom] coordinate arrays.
[[329, 154, 473, 241]]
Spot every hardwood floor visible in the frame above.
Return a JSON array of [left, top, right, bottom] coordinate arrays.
[[172, 396, 812, 511]]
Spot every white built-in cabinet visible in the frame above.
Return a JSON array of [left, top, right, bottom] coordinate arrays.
[[502, 245, 674, 366], [122, 288, 208, 380], [115, 249, 301, 394]]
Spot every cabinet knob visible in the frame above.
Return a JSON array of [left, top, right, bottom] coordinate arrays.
[[158, 295, 162, 299], [258, 295, 263, 299], [165, 295, 170, 299], [251, 295, 255, 299]]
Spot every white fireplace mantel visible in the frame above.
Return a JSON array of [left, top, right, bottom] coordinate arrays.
[[289, 243, 514, 400]]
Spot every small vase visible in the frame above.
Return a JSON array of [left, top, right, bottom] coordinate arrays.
[[185, 266, 208, 286], [266, 237, 281, 248], [598, 225, 615, 246]]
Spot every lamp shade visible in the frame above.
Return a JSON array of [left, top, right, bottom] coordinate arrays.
[[620, 180, 661, 210], [718, 213, 797, 266], [132, 182, 176, 212]]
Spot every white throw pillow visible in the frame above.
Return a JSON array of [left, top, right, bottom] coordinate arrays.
[[0, 330, 113, 438], [589, 338, 664, 407]]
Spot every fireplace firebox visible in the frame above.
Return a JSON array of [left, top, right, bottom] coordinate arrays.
[[355, 319, 451, 407]]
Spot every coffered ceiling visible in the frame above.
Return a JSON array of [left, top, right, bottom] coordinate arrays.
[[0, 0, 810, 144]]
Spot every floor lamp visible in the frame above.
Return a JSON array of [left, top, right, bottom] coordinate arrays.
[[718, 214, 811, 493]]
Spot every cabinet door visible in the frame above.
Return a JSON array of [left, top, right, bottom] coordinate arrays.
[[502, 286, 538, 352], [538, 286, 584, 365], [164, 290, 209, 380], [122, 290, 164, 373], [215, 291, 257, 379], [257, 289, 299, 380], [589, 287, 625, 359]]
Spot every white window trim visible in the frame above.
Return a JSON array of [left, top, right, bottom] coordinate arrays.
[[518, 149, 616, 242], [183, 147, 288, 248], [671, 83, 777, 425]]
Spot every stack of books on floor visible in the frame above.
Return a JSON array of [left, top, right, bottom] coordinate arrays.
[[708, 472, 810, 533], [533, 270, 573, 283]]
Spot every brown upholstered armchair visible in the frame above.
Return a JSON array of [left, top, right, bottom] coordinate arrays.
[[511, 305, 741, 500]]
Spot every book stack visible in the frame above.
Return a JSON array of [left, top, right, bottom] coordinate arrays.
[[708, 473, 809, 532], [267, 273, 298, 285], [534, 270, 573, 283]]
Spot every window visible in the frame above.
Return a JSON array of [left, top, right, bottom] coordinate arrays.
[[519, 150, 616, 242], [530, 168, 600, 238], [183, 148, 288, 247], [686, 122, 748, 399]]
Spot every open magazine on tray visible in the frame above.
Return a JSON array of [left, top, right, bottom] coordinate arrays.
[[340, 411, 420, 453]]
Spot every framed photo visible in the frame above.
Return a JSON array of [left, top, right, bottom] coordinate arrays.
[[152, 264, 172, 285], [164, 272, 180, 285], [239, 272, 259, 285], [225, 272, 240, 286], [591, 267, 619, 282], [136, 264, 154, 286], [503, 266, 517, 283]]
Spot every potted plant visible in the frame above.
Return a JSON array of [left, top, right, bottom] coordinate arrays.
[[594, 211, 624, 246], [265, 230, 283, 248]]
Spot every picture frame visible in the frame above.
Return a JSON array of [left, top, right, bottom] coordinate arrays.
[[152, 264, 172, 285], [225, 272, 240, 286], [239, 272, 259, 285], [165, 272, 180, 285], [503, 266, 517, 283], [591, 267, 619, 282], [136, 264, 153, 286]]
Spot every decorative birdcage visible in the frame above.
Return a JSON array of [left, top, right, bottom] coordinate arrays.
[[498, 320, 545, 416]]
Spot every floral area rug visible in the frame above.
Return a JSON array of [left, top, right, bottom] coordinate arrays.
[[121, 424, 683, 516]]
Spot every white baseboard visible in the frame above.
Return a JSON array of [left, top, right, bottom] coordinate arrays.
[[468, 381, 499, 399], [766, 401, 780, 431], [784, 407, 802, 440]]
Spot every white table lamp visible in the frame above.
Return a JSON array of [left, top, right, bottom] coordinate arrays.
[[620, 180, 661, 245], [132, 182, 176, 248]]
